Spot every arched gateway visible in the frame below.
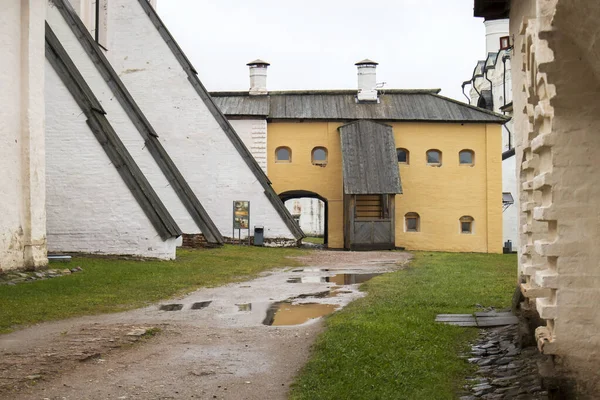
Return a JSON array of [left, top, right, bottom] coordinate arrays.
[[279, 190, 328, 246]]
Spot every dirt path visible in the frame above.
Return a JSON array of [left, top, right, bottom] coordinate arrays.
[[0, 250, 410, 400]]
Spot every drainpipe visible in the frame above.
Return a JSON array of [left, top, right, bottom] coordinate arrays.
[[502, 55, 508, 108], [484, 65, 494, 111], [502, 50, 513, 150], [461, 81, 472, 104]]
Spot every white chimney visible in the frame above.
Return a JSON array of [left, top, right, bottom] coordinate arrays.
[[484, 19, 509, 54], [247, 59, 270, 95], [355, 59, 378, 102]]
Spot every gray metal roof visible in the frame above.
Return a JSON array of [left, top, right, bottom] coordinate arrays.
[[247, 59, 270, 66], [355, 59, 378, 65], [211, 90, 508, 123], [339, 121, 402, 195]]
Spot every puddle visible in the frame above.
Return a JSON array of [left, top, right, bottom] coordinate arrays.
[[291, 268, 329, 273], [191, 301, 212, 310], [160, 304, 183, 311], [296, 290, 353, 299], [237, 303, 252, 312], [287, 273, 382, 285], [287, 276, 327, 283], [325, 273, 382, 285], [262, 302, 339, 326]]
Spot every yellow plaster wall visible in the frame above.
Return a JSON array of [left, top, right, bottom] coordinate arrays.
[[267, 121, 503, 253], [267, 122, 345, 248], [392, 122, 502, 253]]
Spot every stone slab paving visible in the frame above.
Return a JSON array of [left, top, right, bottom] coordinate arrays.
[[459, 324, 549, 400], [436, 311, 519, 327]]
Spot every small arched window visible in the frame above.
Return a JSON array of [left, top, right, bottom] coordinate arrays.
[[405, 212, 420, 232], [396, 148, 409, 164], [312, 147, 328, 166], [460, 216, 474, 234], [275, 146, 291, 163], [459, 150, 475, 166], [426, 149, 442, 166]]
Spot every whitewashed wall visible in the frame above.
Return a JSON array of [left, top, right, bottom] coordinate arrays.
[[45, 62, 177, 259], [46, 5, 200, 237], [229, 119, 268, 173], [285, 199, 324, 236], [104, 0, 295, 240], [502, 155, 518, 250], [0, 0, 47, 270], [468, 42, 519, 250]]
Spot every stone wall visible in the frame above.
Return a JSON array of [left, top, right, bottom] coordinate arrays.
[[0, 0, 47, 271], [229, 119, 268, 174], [510, 0, 600, 396], [103, 0, 296, 241], [45, 61, 177, 259], [46, 4, 201, 236]]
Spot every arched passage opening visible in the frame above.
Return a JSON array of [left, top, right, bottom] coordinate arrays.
[[279, 190, 328, 246]]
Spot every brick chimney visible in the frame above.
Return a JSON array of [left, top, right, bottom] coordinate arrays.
[[247, 59, 270, 95], [355, 59, 379, 102]]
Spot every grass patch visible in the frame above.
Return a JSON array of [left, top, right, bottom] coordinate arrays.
[[0, 245, 305, 334], [304, 237, 324, 244], [290, 252, 517, 400]]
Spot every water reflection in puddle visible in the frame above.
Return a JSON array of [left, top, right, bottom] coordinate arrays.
[[160, 304, 183, 311], [191, 301, 212, 310], [287, 273, 382, 285], [325, 273, 382, 285], [262, 302, 339, 326], [291, 268, 330, 273], [287, 276, 327, 283]]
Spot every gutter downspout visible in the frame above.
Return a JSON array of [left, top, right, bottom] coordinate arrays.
[[502, 50, 513, 150], [461, 81, 472, 104], [484, 66, 494, 111]]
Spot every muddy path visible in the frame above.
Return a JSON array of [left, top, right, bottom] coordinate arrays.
[[0, 250, 410, 400]]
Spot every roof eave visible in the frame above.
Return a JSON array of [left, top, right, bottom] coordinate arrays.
[[474, 0, 510, 19]]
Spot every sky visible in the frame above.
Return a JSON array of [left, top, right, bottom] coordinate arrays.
[[155, 0, 486, 102]]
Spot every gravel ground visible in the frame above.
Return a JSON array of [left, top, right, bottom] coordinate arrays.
[[0, 250, 410, 400]]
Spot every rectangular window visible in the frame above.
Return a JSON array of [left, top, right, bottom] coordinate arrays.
[[461, 221, 472, 233], [406, 218, 418, 232]]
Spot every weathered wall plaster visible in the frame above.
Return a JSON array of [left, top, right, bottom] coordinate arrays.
[[229, 119, 268, 173], [45, 62, 176, 259], [510, 0, 600, 395], [46, 4, 200, 238], [0, 0, 47, 271], [103, 0, 295, 240]]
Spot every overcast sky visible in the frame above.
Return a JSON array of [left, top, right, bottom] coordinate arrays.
[[156, 0, 485, 102]]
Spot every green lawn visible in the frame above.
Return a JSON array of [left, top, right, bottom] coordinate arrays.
[[290, 252, 517, 400], [0, 245, 305, 334], [303, 237, 324, 244]]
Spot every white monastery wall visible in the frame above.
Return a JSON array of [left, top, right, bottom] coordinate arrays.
[[104, 0, 295, 239], [285, 198, 324, 236], [46, 5, 199, 235], [502, 155, 518, 249], [45, 62, 176, 259], [511, 0, 600, 394], [229, 119, 268, 174], [469, 45, 518, 250], [0, 0, 47, 271]]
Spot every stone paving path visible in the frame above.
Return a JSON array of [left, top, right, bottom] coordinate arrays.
[[459, 324, 549, 400]]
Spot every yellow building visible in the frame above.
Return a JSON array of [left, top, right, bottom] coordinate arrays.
[[212, 60, 508, 253]]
